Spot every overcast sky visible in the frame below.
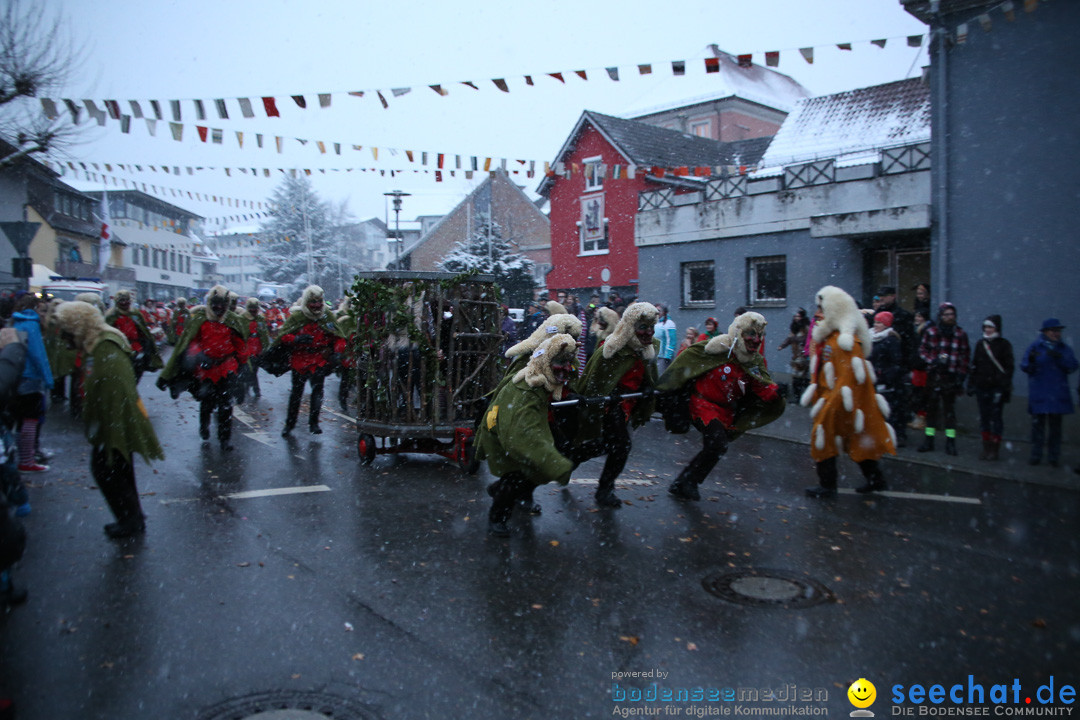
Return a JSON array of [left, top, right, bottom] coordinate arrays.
[[40, 0, 930, 231]]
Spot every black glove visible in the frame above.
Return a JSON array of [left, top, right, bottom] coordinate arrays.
[[193, 352, 213, 369], [156, 376, 168, 392], [294, 334, 314, 345], [1048, 349, 1062, 361]]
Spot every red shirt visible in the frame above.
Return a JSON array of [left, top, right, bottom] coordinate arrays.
[[690, 361, 778, 429], [617, 358, 646, 416], [114, 314, 143, 353], [281, 320, 345, 374], [188, 320, 246, 383]]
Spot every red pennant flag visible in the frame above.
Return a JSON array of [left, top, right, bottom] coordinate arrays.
[[705, 58, 720, 73], [737, 54, 752, 68], [674, 167, 689, 177], [435, 171, 443, 182], [492, 78, 509, 92], [437, 153, 445, 169], [765, 51, 780, 67], [652, 166, 665, 178], [575, 70, 587, 80], [638, 64, 652, 75], [262, 97, 280, 117], [197, 126, 208, 142], [694, 166, 711, 177], [377, 91, 388, 108], [548, 72, 565, 83], [292, 95, 307, 108], [524, 75, 534, 86]]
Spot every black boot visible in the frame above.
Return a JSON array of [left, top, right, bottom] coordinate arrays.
[[488, 475, 526, 537], [518, 485, 542, 515], [668, 476, 701, 501], [855, 460, 887, 494], [0, 570, 28, 608], [945, 434, 958, 456], [917, 434, 935, 452], [806, 458, 838, 498]]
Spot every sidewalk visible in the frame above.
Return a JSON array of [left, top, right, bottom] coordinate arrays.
[[745, 392, 1080, 491]]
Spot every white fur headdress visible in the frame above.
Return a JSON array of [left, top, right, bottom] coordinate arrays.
[[504, 313, 583, 359], [297, 285, 326, 320], [55, 301, 129, 354], [204, 285, 231, 321], [812, 285, 871, 352], [705, 312, 767, 364], [545, 300, 567, 316], [602, 302, 658, 360], [513, 333, 577, 398], [590, 307, 619, 344]]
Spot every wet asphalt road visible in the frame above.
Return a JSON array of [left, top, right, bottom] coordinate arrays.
[[1, 367, 1078, 719]]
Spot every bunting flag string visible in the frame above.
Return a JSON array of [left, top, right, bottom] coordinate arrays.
[[44, 30, 946, 128]]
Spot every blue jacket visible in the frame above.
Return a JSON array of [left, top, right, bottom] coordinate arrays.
[[1020, 334, 1077, 415], [11, 309, 53, 395], [654, 317, 677, 360]]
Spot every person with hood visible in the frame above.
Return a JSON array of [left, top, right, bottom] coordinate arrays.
[[105, 289, 163, 382], [11, 294, 53, 474], [157, 286, 249, 451], [56, 301, 164, 538], [657, 312, 784, 500], [0, 327, 28, 607], [478, 334, 577, 537], [802, 286, 896, 497], [521, 300, 545, 337], [869, 311, 907, 448], [334, 297, 358, 412], [1020, 318, 1077, 467], [237, 297, 272, 402], [917, 302, 970, 455], [573, 302, 660, 507], [267, 285, 345, 436], [696, 317, 721, 342], [966, 314, 1015, 461], [586, 305, 619, 360], [169, 296, 190, 344]]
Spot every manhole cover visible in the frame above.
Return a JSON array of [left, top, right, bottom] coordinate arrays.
[[197, 691, 380, 720], [702, 569, 834, 608]]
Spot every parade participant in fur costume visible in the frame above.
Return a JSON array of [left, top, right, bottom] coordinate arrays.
[[105, 289, 163, 382], [157, 286, 249, 451], [266, 285, 345, 436], [801, 286, 896, 497], [573, 302, 660, 507], [478, 334, 577, 537], [588, 306, 619, 356], [56, 301, 163, 538], [335, 297, 358, 412], [237, 297, 272, 401], [657, 312, 784, 500]]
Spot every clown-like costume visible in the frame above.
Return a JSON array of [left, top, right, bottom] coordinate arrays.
[[801, 286, 895, 497]]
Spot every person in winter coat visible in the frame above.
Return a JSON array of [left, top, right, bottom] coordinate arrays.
[[237, 297, 272, 402], [966, 314, 1014, 461], [267, 286, 345, 436], [869, 311, 907, 448], [657, 312, 784, 501], [56, 301, 164, 539], [334, 298, 358, 413], [11, 294, 53, 474], [0, 329, 28, 608], [158, 286, 249, 451], [908, 308, 933, 432], [697, 317, 720, 342], [677, 326, 698, 357], [499, 306, 518, 355], [478, 334, 577, 537], [654, 303, 678, 375], [802, 286, 896, 497], [573, 302, 660, 508], [169, 296, 190, 345], [1020, 318, 1078, 467], [777, 308, 811, 403], [105, 289, 163, 382], [917, 302, 970, 456], [587, 306, 619, 360]]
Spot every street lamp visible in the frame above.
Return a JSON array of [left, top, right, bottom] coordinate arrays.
[[383, 190, 410, 269]]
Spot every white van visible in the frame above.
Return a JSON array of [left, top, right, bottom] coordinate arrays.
[[41, 277, 107, 304]]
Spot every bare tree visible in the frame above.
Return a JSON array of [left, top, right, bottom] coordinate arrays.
[[0, 0, 85, 169]]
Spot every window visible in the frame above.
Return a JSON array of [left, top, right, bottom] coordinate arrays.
[[579, 195, 608, 255], [681, 260, 715, 308], [690, 119, 712, 138], [141, 247, 149, 266], [583, 155, 604, 191], [747, 255, 787, 306]]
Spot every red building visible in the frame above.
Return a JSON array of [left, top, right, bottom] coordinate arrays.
[[539, 111, 772, 303]]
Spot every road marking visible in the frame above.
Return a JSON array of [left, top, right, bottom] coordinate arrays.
[[242, 430, 278, 447], [160, 484, 332, 505], [837, 488, 981, 505], [569, 478, 658, 487]]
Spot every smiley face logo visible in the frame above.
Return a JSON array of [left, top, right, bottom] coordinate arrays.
[[848, 678, 877, 709]]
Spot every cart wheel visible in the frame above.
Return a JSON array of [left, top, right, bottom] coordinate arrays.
[[459, 436, 481, 475], [357, 433, 377, 465]]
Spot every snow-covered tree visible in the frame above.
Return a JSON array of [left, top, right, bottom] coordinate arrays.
[[258, 175, 349, 299], [437, 214, 536, 307]]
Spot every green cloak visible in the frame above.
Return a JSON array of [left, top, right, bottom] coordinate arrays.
[[104, 307, 164, 370], [160, 307, 249, 383], [573, 338, 660, 444]]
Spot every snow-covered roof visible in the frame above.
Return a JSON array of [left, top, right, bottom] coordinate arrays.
[[621, 48, 811, 118], [759, 78, 931, 168]]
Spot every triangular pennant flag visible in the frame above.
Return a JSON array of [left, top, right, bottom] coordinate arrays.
[[377, 91, 388, 108], [171, 100, 182, 121], [705, 57, 720, 73], [471, 156, 478, 171], [978, 13, 992, 30], [348, 91, 365, 98], [438, 153, 445, 169], [197, 126, 208, 142], [429, 84, 449, 96], [524, 75, 534, 86], [318, 93, 331, 108], [150, 99, 162, 119], [461, 81, 479, 90], [422, 151, 428, 165], [334, 143, 340, 155], [317, 141, 326, 154], [63, 99, 81, 123], [292, 95, 306, 108], [574, 70, 587, 80], [169, 122, 183, 141], [737, 54, 752, 68], [606, 67, 619, 81], [548, 72, 565, 83], [799, 47, 814, 64], [956, 23, 969, 43], [672, 60, 686, 75], [215, 99, 229, 119], [40, 98, 58, 118], [262, 97, 280, 117], [275, 136, 283, 153], [256, 133, 263, 148], [120, 114, 131, 133], [871, 38, 887, 48], [372, 147, 378, 160], [1002, 1, 1015, 20], [907, 34, 924, 46], [406, 150, 414, 162], [435, 170, 442, 182], [84, 100, 106, 125], [129, 100, 144, 118], [391, 87, 411, 97], [765, 51, 780, 67], [638, 64, 652, 75], [194, 99, 206, 120], [492, 78, 509, 92], [837, 43, 852, 51], [105, 100, 121, 119], [483, 158, 492, 171], [238, 98, 255, 118], [145, 118, 157, 136], [694, 166, 711, 177], [236, 131, 243, 148]]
